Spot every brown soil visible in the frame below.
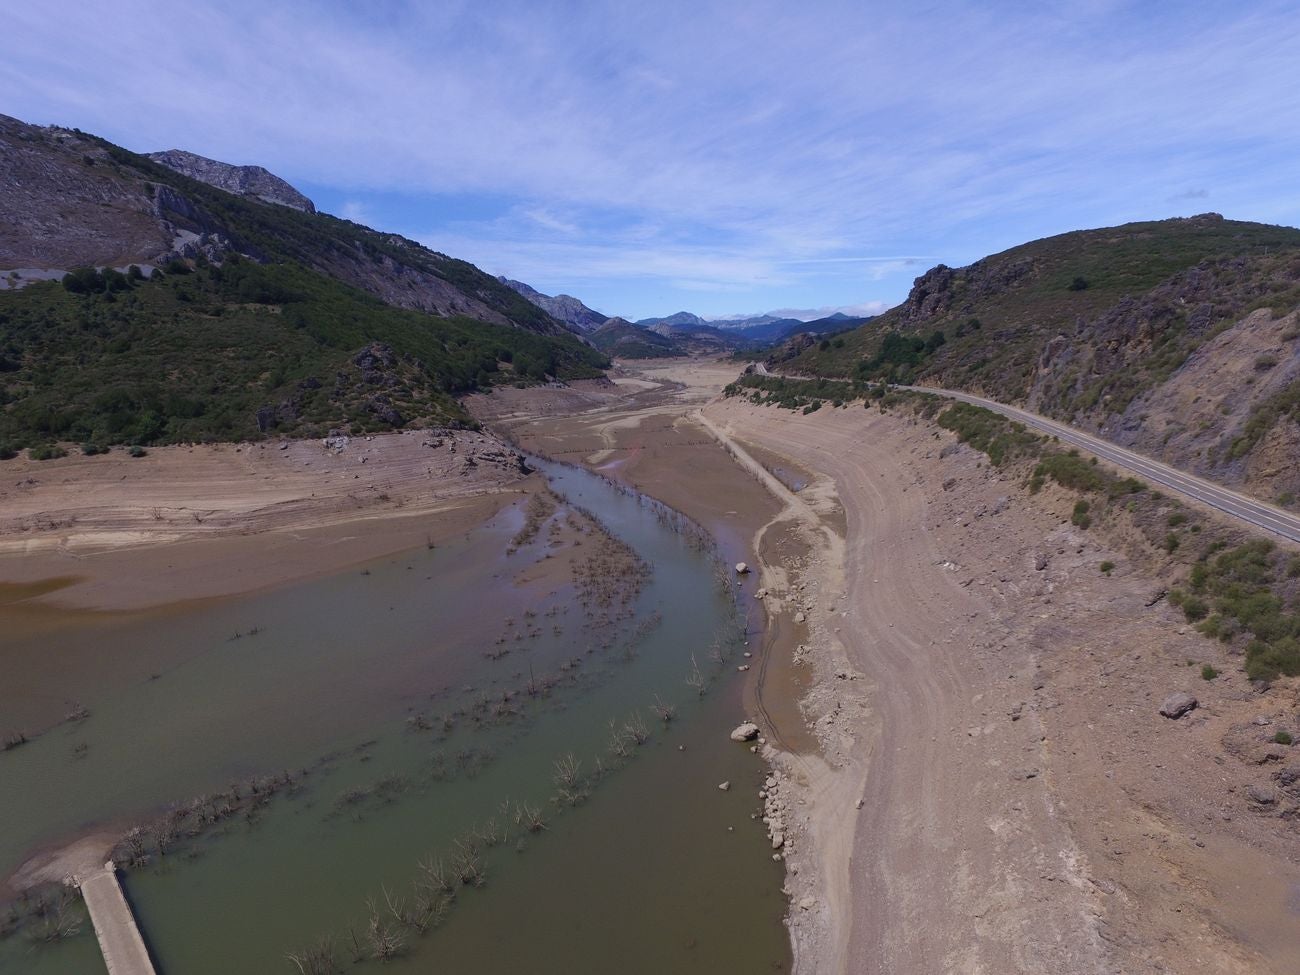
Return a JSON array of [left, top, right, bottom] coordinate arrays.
[[0, 428, 529, 610], [703, 396, 1300, 975]]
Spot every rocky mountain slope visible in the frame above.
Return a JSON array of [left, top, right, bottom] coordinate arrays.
[[589, 318, 686, 358], [147, 149, 316, 212], [497, 277, 608, 331], [774, 214, 1300, 504], [0, 113, 561, 332], [0, 114, 608, 449]]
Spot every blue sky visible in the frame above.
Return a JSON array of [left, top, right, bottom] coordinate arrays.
[[5, 1, 1300, 320]]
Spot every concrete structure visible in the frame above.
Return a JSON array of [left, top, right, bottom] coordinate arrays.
[[74, 862, 157, 975]]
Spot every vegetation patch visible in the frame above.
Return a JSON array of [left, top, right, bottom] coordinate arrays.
[[935, 401, 1040, 467], [0, 260, 607, 449], [1170, 538, 1300, 680]]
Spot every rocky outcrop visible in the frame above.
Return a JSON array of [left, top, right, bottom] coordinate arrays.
[[147, 149, 315, 212], [498, 277, 608, 331], [0, 113, 569, 335]]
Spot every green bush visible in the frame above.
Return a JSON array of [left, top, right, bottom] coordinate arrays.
[[1036, 453, 1106, 493], [1200, 664, 1219, 680], [1180, 595, 1209, 622], [1099, 560, 1115, 575], [128, 445, 148, 458], [28, 444, 68, 461], [1071, 499, 1091, 529], [936, 402, 1040, 466], [1275, 730, 1293, 745]]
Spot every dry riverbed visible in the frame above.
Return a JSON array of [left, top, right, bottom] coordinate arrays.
[[703, 395, 1300, 975], [5, 359, 1297, 973], [480, 358, 1300, 973]]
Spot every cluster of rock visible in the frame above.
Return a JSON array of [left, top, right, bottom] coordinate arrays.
[[760, 771, 791, 856]]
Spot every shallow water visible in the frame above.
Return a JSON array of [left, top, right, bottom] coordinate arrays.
[[0, 461, 789, 974]]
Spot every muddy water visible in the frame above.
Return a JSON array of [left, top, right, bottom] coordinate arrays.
[[0, 461, 790, 974]]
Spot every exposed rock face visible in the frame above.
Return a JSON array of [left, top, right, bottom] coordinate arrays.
[[147, 149, 315, 212], [497, 277, 608, 331], [0, 112, 566, 334], [0, 115, 171, 268]]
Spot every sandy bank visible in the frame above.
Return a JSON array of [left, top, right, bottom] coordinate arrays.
[[0, 428, 529, 609]]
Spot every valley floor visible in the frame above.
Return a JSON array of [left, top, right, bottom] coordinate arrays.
[[3, 358, 1297, 972], [480, 358, 1300, 975]]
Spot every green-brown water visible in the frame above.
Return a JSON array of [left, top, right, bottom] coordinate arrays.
[[0, 461, 789, 973]]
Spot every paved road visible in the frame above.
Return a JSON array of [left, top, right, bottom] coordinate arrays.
[[78, 864, 157, 975], [902, 385, 1300, 545]]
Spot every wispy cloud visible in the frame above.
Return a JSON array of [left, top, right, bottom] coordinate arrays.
[[4, 1, 1300, 318]]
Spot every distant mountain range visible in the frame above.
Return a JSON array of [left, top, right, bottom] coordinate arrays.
[[493, 279, 872, 354]]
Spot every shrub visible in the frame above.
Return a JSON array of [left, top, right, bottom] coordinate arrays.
[[1099, 561, 1115, 575], [1180, 595, 1209, 622], [29, 444, 68, 461], [0, 444, 16, 461], [1165, 532, 1180, 553], [1167, 512, 1188, 527], [937, 402, 1040, 467], [1200, 664, 1219, 680], [1068, 276, 1090, 291], [128, 445, 148, 458], [81, 443, 106, 455], [1275, 730, 1293, 746], [1071, 500, 1091, 529], [1036, 453, 1105, 493]]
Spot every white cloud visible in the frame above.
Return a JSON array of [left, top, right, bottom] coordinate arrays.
[[5, 1, 1300, 315]]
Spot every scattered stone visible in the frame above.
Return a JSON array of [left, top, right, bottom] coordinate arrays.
[[855, 798, 864, 810], [737, 664, 750, 672], [1253, 716, 1273, 726], [771, 832, 785, 850], [718, 781, 731, 792], [799, 896, 816, 911], [1159, 692, 1198, 719], [794, 612, 807, 624], [730, 722, 760, 742], [1034, 553, 1049, 571]]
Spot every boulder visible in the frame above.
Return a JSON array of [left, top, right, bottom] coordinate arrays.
[[718, 781, 731, 792], [1159, 692, 1198, 719], [1246, 784, 1276, 805], [730, 722, 760, 742], [735, 562, 750, 575]]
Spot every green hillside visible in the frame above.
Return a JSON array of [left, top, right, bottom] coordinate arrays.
[[777, 214, 1300, 408], [0, 258, 607, 450]]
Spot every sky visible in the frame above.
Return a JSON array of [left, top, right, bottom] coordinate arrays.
[[5, 1, 1300, 321]]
